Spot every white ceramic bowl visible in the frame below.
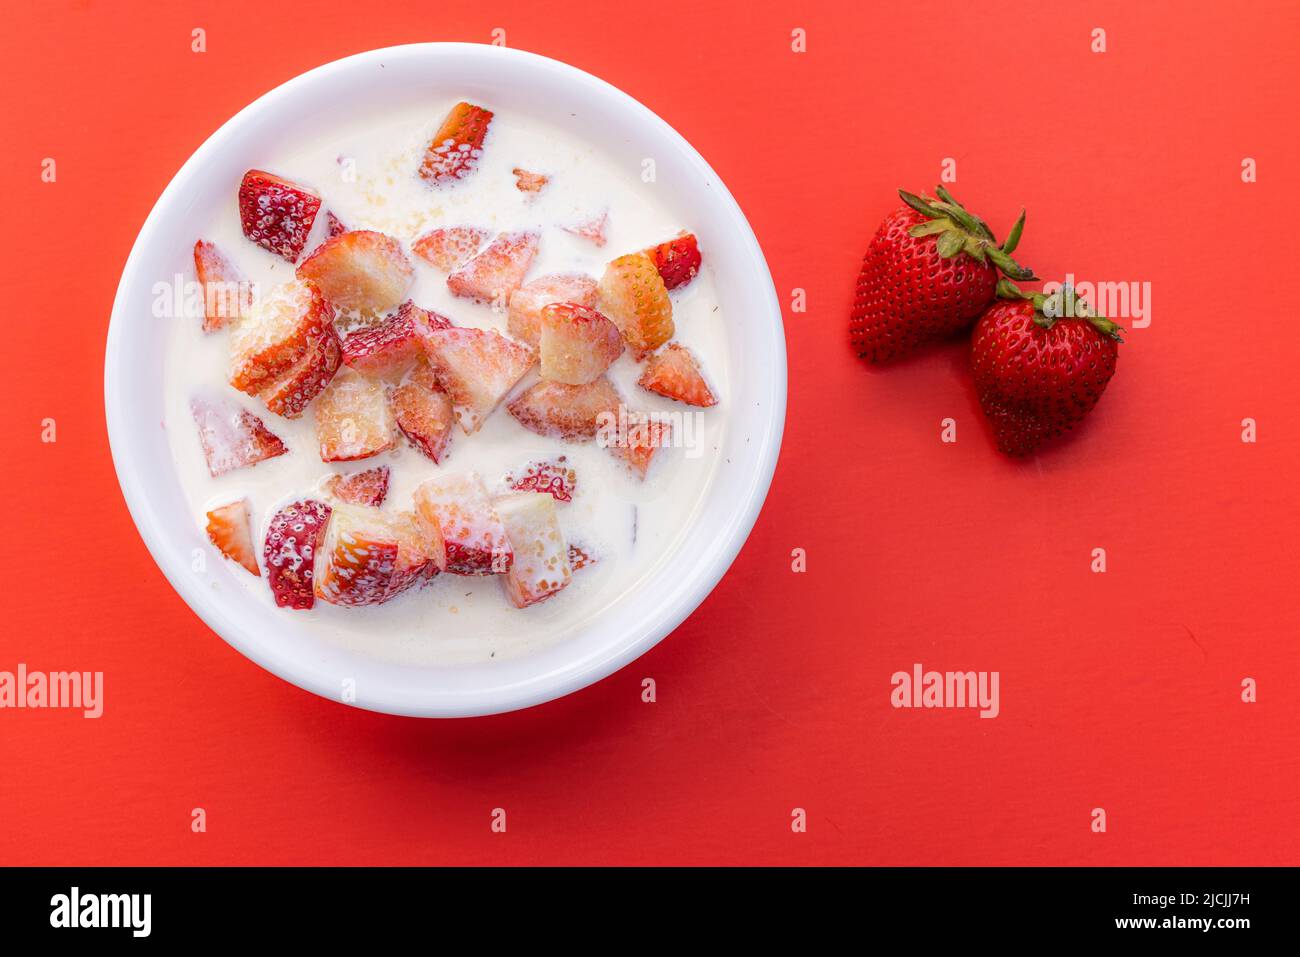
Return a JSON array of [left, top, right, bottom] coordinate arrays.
[[105, 43, 785, 717]]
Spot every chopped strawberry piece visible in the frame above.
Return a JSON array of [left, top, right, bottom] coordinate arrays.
[[391, 362, 455, 463], [411, 226, 490, 272], [238, 169, 321, 262], [264, 499, 331, 609], [314, 504, 436, 607], [296, 230, 414, 319], [596, 252, 674, 359], [315, 368, 396, 461], [419, 101, 494, 185], [259, 329, 342, 418], [507, 273, 597, 346], [606, 414, 672, 479], [539, 302, 624, 384], [405, 303, 456, 354], [340, 301, 438, 379], [507, 457, 577, 503], [568, 543, 597, 571], [420, 327, 535, 434], [190, 396, 288, 477], [229, 279, 339, 408], [638, 342, 718, 407], [205, 500, 260, 576], [413, 473, 512, 575], [563, 210, 608, 247], [494, 492, 572, 608], [229, 280, 325, 394], [508, 377, 622, 442], [324, 465, 390, 507], [513, 168, 549, 193], [447, 230, 540, 305], [643, 231, 702, 290], [193, 240, 253, 332]]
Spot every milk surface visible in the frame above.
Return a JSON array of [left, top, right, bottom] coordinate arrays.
[[163, 102, 728, 666]]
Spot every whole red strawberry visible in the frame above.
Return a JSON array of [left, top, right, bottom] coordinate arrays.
[[851, 187, 1035, 362], [971, 282, 1123, 455]]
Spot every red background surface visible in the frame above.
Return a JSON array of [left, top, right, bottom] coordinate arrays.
[[2, 0, 1298, 865]]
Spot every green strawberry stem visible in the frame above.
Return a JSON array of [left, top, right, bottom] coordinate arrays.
[[900, 187, 1037, 282], [996, 278, 1125, 342]]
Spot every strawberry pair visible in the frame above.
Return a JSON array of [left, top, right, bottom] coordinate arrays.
[[850, 187, 1123, 455]]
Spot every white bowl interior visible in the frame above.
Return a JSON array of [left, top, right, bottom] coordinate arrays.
[[105, 43, 785, 716]]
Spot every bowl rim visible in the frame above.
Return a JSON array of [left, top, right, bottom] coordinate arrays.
[[103, 42, 786, 717]]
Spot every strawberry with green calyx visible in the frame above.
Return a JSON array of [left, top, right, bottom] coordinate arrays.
[[971, 279, 1124, 456], [901, 187, 1035, 281], [851, 186, 1037, 363]]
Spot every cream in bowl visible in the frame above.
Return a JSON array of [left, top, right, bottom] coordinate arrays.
[[107, 45, 784, 715]]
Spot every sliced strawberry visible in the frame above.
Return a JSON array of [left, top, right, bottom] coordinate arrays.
[[638, 342, 718, 407], [421, 327, 535, 434], [229, 279, 335, 396], [494, 492, 572, 608], [411, 226, 490, 272], [507, 272, 597, 346], [568, 543, 597, 572], [405, 303, 456, 354], [205, 499, 259, 576], [413, 472, 512, 575], [539, 302, 624, 384], [258, 328, 342, 419], [607, 414, 672, 479], [596, 252, 674, 359], [507, 457, 577, 503], [392, 362, 455, 463], [419, 101, 494, 185], [238, 169, 321, 262], [315, 367, 396, 461], [193, 240, 253, 332], [643, 231, 702, 290], [508, 377, 621, 442], [513, 168, 549, 193], [447, 230, 540, 305], [340, 301, 438, 379], [314, 504, 436, 607], [295, 230, 414, 319], [562, 210, 608, 247], [324, 465, 390, 507], [190, 396, 288, 477], [264, 499, 331, 609]]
